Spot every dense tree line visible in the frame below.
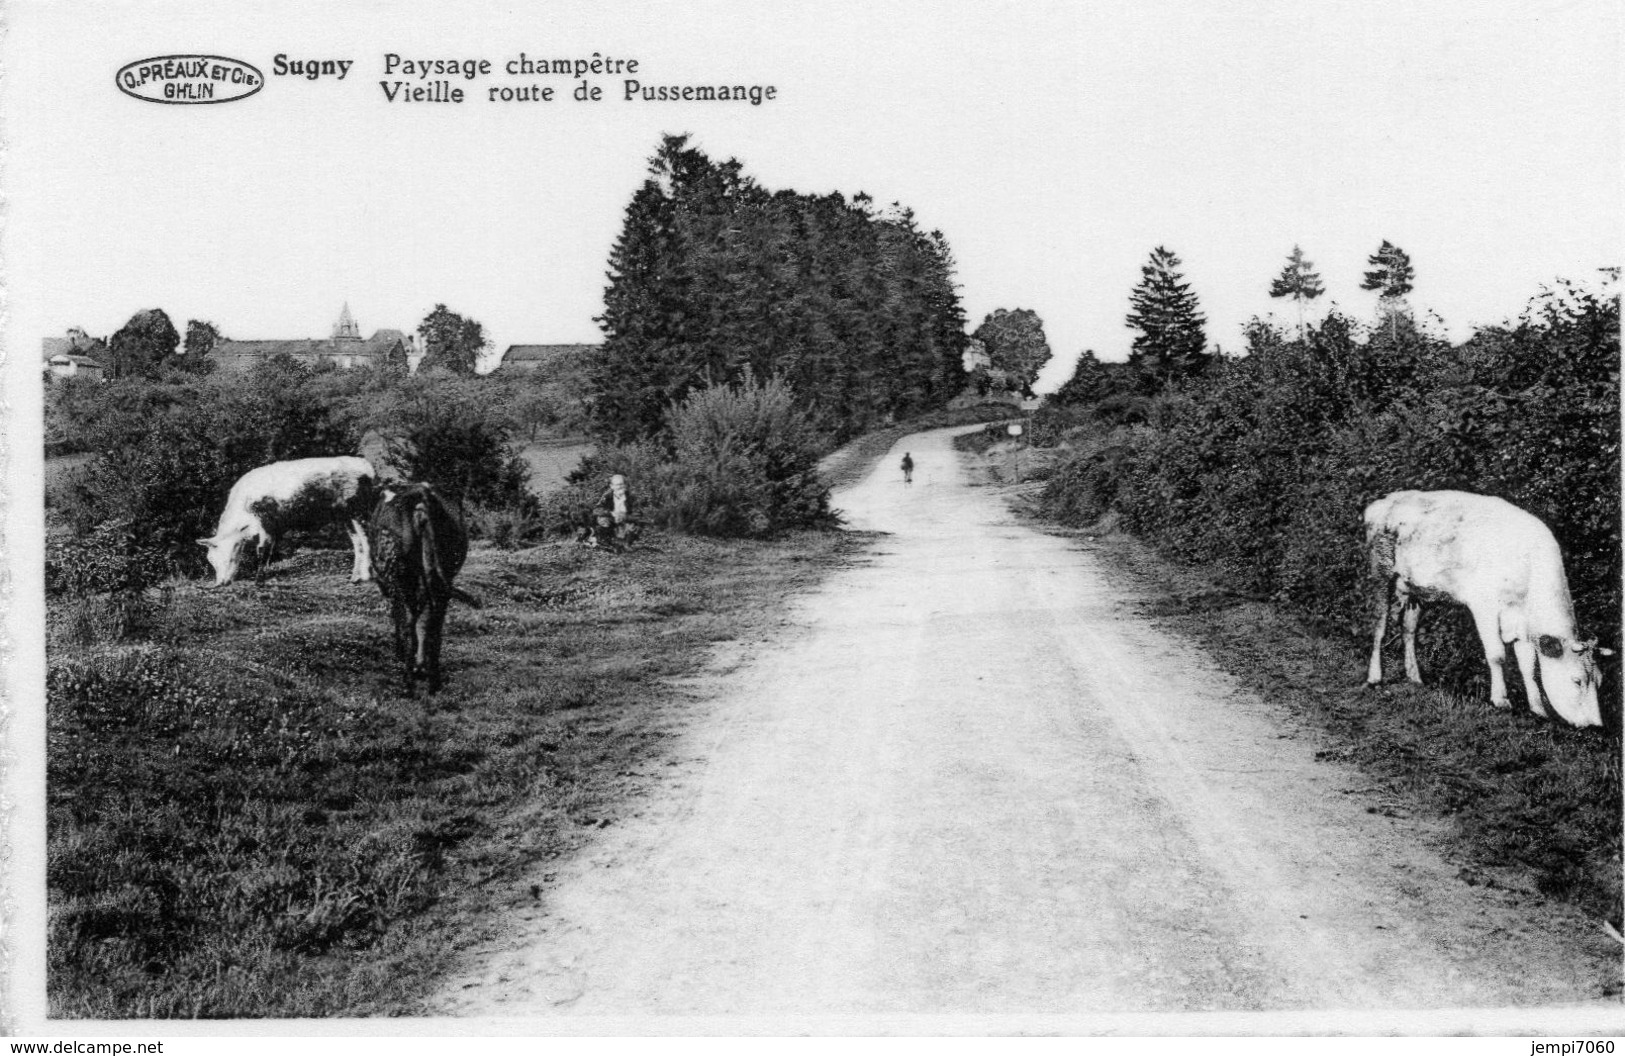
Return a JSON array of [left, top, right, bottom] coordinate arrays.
[[592, 135, 968, 442]]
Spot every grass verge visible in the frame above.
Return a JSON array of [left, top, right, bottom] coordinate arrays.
[[47, 528, 860, 1017], [994, 479, 1622, 938]]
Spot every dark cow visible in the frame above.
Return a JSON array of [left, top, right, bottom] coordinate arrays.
[[367, 483, 478, 696]]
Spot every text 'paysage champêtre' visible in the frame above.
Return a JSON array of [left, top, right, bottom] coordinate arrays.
[[273, 52, 779, 106]]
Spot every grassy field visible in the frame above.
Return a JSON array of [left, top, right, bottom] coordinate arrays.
[[47, 527, 860, 1017], [979, 453, 1623, 941], [516, 439, 593, 492]]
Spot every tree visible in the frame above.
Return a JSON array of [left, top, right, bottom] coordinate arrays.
[[1126, 247, 1209, 390], [1268, 245, 1325, 338], [973, 308, 1052, 397], [175, 319, 222, 374], [106, 308, 180, 380], [592, 135, 967, 442], [417, 304, 489, 375], [365, 374, 530, 508], [1049, 350, 1133, 406], [1361, 240, 1415, 339], [183, 319, 221, 358]]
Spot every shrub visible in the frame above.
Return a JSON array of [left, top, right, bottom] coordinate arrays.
[[44, 374, 201, 456], [46, 519, 169, 597], [549, 375, 840, 538], [361, 373, 532, 511], [467, 502, 545, 550], [1039, 434, 1141, 527], [663, 373, 838, 536], [55, 366, 363, 580], [1090, 393, 1154, 429], [543, 440, 669, 536]]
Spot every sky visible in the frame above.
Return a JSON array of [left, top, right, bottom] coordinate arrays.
[[4, 0, 1620, 394]]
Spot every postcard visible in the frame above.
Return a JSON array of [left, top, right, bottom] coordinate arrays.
[[4, 0, 1621, 1042]]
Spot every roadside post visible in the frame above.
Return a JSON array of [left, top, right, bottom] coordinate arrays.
[[1007, 422, 1023, 483]]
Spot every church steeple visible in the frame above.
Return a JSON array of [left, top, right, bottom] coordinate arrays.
[[332, 303, 361, 341]]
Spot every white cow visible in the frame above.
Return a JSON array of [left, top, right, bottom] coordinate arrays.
[[198, 456, 378, 585], [1364, 489, 1608, 728]]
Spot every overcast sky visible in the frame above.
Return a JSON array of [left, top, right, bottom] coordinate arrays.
[[5, 0, 1619, 392]]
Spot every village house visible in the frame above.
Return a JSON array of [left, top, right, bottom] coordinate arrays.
[[42, 327, 108, 381], [961, 337, 990, 373], [492, 343, 596, 378], [211, 305, 418, 374]]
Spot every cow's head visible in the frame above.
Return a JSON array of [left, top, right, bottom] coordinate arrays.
[[197, 527, 253, 585], [1536, 635, 1613, 728]]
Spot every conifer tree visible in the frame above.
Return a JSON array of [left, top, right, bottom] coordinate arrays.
[[1125, 246, 1209, 390], [1051, 350, 1118, 406], [1361, 240, 1415, 339], [1268, 245, 1326, 338]]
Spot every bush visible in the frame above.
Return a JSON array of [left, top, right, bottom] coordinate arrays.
[[361, 373, 532, 511], [1027, 403, 1090, 447], [549, 375, 839, 539], [467, 502, 545, 550], [54, 365, 363, 580], [542, 440, 669, 536], [663, 373, 837, 536], [46, 519, 169, 597], [1039, 434, 1141, 527], [44, 374, 201, 456]]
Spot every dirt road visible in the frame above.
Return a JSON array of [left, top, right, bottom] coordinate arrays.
[[435, 425, 1615, 1019]]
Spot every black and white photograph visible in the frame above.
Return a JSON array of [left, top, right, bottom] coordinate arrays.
[[3, 0, 1622, 1040]]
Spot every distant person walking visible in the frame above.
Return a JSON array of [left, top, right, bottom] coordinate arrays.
[[901, 452, 914, 485]]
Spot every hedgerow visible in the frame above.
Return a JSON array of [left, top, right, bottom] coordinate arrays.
[[1043, 286, 1621, 702]]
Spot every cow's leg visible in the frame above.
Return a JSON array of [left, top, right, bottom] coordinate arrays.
[[414, 605, 432, 681], [348, 520, 372, 583], [253, 534, 273, 582], [1401, 593, 1424, 684], [392, 597, 418, 698], [1367, 578, 1393, 685], [1510, 638, 1550, 718], [1469, 606, 1511, 708], [423, 597, 448, 694]]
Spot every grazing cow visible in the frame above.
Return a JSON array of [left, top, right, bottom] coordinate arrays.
[[198, 456, 377, 585], [367, 482, 478, 696], [1364, 489, 1609, 728]]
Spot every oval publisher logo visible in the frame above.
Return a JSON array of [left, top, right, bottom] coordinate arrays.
[[117, 55, 263, 104]]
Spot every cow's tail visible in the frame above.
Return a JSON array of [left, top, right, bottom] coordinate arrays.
[[413, 499, 481, 607], [413, 503, 450, 599]]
